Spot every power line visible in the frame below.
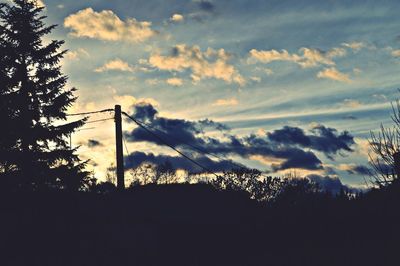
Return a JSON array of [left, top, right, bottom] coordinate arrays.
[[66, 108, 114, 117], [122, 111, 220, 178], [77, 127, 96, 132], [86, 118, 114, 124], [122, 135, 130, 156]]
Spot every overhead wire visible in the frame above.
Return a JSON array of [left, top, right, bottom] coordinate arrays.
[[76, 127, 96, 131], [66, 108, 114, 117], [85, 118, 114, 124], [122, 135, 130, 156]]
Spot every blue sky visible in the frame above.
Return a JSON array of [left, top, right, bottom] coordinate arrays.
[[31, 0, 400, 187]]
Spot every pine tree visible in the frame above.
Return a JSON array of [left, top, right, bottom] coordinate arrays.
[[0, 0, 91, 191]]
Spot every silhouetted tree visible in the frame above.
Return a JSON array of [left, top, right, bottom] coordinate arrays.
[[130, 163, 158, 185], [0, 0, 89, 190], [369, 99, 400, 187], [105, 163, 117, 184], [212, 168, 284, 201], [156, 161, 178, 184]]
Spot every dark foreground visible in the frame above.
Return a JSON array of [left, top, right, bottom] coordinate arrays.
[[0, 183, 399, 266]]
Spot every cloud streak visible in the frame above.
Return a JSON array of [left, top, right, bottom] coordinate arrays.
[[317, 67, 351, 82], [212, 98, 239, 107], [166, 77, 184, 86], [95, 58, 135, 73], [249, 47, 346, 68]]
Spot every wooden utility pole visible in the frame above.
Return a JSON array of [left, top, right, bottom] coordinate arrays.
[[114, 105, 125, 190]]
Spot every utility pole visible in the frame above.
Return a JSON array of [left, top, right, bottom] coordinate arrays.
[[114, 105, 125, 190]]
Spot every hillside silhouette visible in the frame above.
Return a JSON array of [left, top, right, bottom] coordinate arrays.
[[1, 182, 399, 266]]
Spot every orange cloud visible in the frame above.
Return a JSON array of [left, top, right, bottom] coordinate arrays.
[[317, 67, 351, 83], [64, 8, 155, 43], [148, 44, 245, 85]]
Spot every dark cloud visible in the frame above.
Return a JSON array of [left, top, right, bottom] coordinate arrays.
[[267, 126, 311, 146], [197, 0, 215, 12], [131, 102, 158, 122], [272, 149, 322, 171], [309, 125, 354, 158], [124, 103, 227, 147], [307, 174, 361, 194], [342, 115, 357, 120], [124, 103, 355, 172], [344, 164, 371, 175], [87, 139, 103, 148], [125, 151, 241, 173], [267, 125, 354, 160]]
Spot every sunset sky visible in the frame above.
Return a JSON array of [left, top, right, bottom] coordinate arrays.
[[31, 0, 400, 188]]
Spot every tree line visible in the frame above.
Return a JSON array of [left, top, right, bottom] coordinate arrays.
[[0, 0, 399, 199]]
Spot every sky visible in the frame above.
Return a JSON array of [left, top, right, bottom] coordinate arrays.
[[27, 0, 400, 188]]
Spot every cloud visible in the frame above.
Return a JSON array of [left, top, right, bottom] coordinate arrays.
[[148, 44, 245, 85], [342, 99, 362, 108], [87, 139, 103, 148], [249, 49, 299, 64], [317, 67, 351, 82], [391, 49, 400, 57], [307, 174, 360, 194], [166, 77, 184, 86], [124, 103, 355, 172], [125, 151, 240, 173], [264, 68, 274, 75], [249, 47, 346, 68], [36, 0, 45, 8], [341, 42, 365, 52], [266, 124, 355, 159], [112, 95, 159, 114], [250, 76, 261, 82], [7, 0, 46, 8], [353, 68, 362, 75], [212, 98, 239, 107], [170, 13, 184, 22], [64, 8, 156, 43], [145, 78, 160, 86], [65, 48, 90, 61], [95, 58, 135, 73], [27, 0, 45, 8], [196, 0, 215, 12], [338, 164, 371, 175]]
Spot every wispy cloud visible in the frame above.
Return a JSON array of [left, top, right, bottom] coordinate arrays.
[[212, 97, 239, 107], [391, 49, 400, 57], [64, 8, 156, 43], [342, 99, 362, 108], [248, 47, 346, 68], [317, 67, 351, 83], [338, 164, 370, 175], [95, 58, 135, 73], [341, 41, 365, 52], [65, 48, 90, 61], [166, 77, 184, 86]]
